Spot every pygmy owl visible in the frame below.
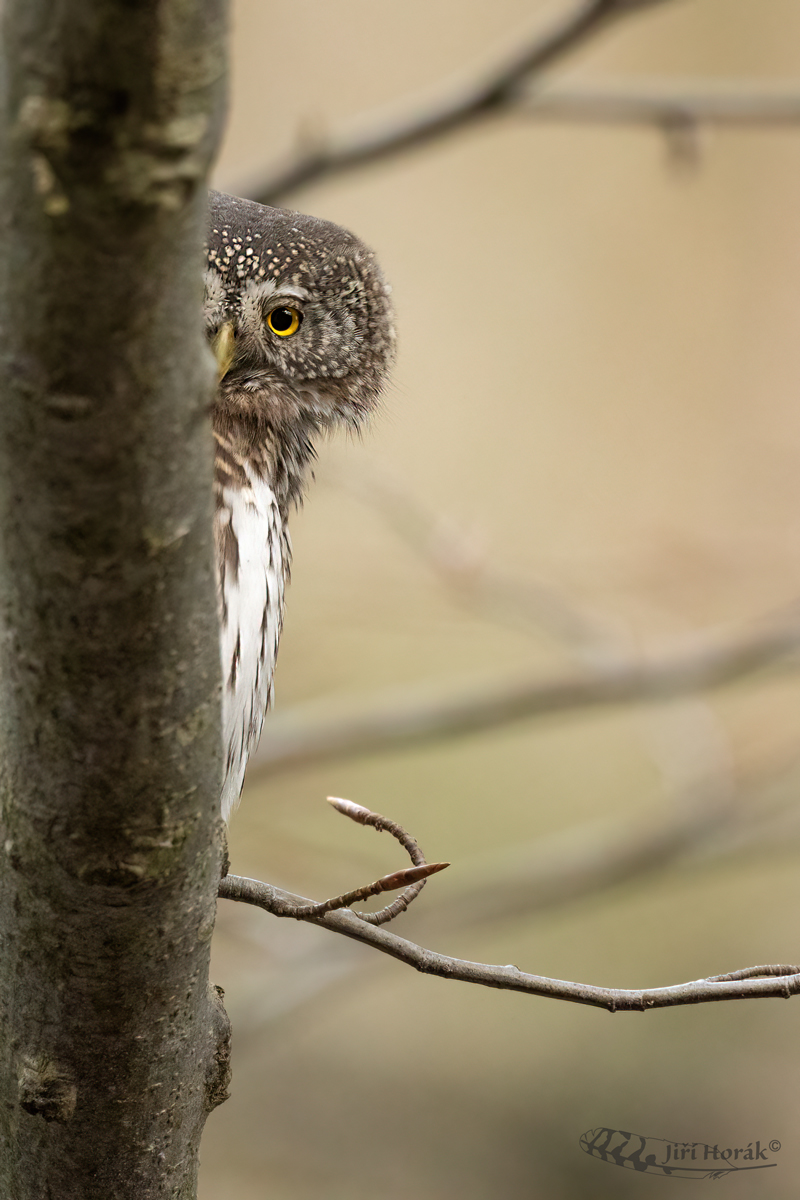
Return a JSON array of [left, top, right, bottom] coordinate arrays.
[[204, 191, 394, 818]]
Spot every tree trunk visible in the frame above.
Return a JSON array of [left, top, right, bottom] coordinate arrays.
[[0, 2, 230, 1195]]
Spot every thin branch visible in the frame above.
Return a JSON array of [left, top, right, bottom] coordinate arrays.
[[249, 609, 800, 777], [245, 0, 676, 203], [218, 875, 800, 1012]]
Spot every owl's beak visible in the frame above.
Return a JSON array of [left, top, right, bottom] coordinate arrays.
[[212, 322, 236, 381]]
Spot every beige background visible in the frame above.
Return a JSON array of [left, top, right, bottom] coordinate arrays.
[[201, 3, 800, 1196]]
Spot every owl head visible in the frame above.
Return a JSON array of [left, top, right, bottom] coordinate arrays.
[[204, 191, 395, 433]]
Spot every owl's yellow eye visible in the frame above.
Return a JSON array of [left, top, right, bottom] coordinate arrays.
[[267, 306, 302, 337]]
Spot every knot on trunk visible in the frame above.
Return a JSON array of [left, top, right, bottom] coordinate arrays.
[[18, 1056, 77, 1123]]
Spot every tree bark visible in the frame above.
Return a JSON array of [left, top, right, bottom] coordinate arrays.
[[0, 2, 229, 1195]]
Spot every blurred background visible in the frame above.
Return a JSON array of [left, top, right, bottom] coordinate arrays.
[[201, 2, 800, 1196]]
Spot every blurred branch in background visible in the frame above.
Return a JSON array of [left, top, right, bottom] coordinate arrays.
[[324, 460, 627, 655], [250, 609, 800, 777], [245, 0, 681, 204], [521, 82, 800, 130], [323, 462, 746, 857], [326, 460, 741, 836], [423, 750, 800, 932], [242, 0, 800, 205], [522, 83, 800, 166]]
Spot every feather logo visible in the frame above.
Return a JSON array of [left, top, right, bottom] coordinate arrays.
[[579, 1127, 781, 1179]]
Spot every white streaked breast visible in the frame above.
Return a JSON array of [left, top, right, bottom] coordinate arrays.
[[216, 462, 288, 820]]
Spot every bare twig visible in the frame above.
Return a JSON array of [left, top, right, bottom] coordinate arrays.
[[246, 0, 676, 203], [249, 609, 800, 777], [235, 797, 448, 923], [218, 874, 800, 1012], [326, 797, 448, 926], [276, 860, 449, 920]]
